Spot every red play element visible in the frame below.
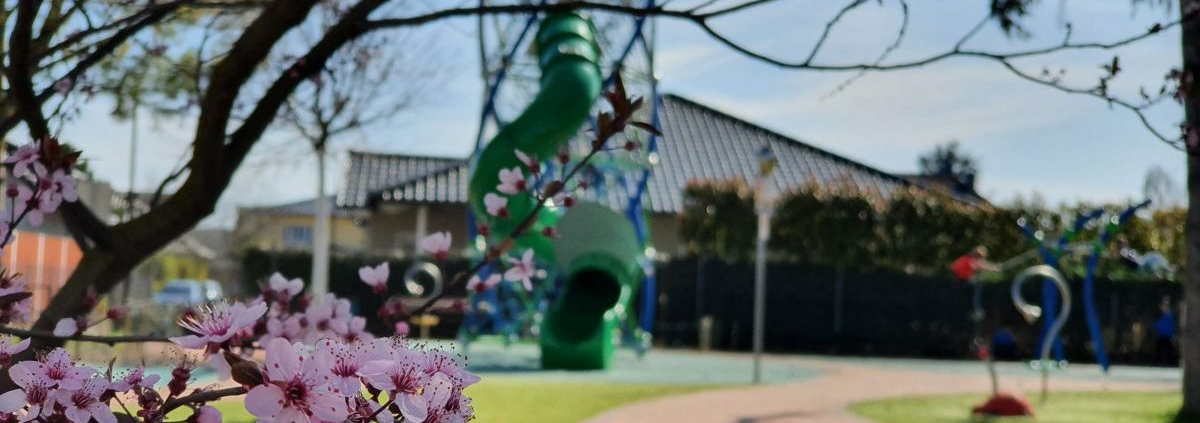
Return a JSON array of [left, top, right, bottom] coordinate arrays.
[[975, 344, 990, 360], [971, 393, 1035, 417], [951, 255, 981, 282]]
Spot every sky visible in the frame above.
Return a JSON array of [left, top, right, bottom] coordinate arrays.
[[52, 1, 1188, 228]]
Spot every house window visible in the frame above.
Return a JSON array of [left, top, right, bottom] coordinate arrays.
[[283, 226, 312, 249]]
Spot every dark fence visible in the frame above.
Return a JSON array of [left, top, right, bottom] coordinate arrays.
[[653, 257, 1182, 366], [240, 249, 470, 338]]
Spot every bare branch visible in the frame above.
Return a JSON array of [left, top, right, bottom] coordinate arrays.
[[0, 326, 172, 345]]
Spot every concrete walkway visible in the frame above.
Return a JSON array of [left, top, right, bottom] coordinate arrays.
[[582, 357, 1178, 423]]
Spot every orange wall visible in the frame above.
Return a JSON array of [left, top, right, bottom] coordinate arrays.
[[1, 230, 82, 315]]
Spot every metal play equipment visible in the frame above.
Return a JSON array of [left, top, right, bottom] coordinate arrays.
[[1016, 200, 1150, 373], [1011, 264, 1071, 401], [462, 4, 660, 370]]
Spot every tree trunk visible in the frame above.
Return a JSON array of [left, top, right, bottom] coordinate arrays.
[[1182, 0, 1200, 414]]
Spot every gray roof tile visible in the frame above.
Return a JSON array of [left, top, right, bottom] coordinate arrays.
[[336, 94, 980, 213]]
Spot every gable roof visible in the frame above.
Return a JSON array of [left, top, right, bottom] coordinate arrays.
[[336, 94, 983, 213], [337, 152, 460, 208]]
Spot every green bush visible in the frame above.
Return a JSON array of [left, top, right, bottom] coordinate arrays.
[[679, 180, 1185, 280]]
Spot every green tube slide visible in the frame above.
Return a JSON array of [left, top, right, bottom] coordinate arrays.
[[466, 13, 643, 370]]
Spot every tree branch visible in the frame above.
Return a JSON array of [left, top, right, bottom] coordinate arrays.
[[0, 326, 172, 345]]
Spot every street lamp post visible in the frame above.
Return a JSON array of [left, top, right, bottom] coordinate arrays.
[[752, 145, 777, 384]]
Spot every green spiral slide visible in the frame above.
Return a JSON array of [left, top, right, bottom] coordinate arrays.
[[466, 12, 644, 370]]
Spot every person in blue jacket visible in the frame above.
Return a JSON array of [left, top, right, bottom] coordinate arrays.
[[1153, 297, 1178, 366]]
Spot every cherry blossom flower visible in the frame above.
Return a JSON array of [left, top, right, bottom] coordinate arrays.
[[244, 338, 347, 423], [195, 405, 221, 423], [496, 167, 527, 195], [419, 232, 452, 261], [46, 169, 78, 204], [423, 350, 481, 388], [267, 273, 304, 301], [302, 294, 352, 344], [110, 366, 160, 392], [483, 193, 509, 218], [51, 377, 116, 423], [359, 349, 431, 423], [394, 322, 411, 337], [314, 339, 377, 396], [4, 144, 38, 178], [0, 377, 51, 422], [0, 335, 29, 366], [515, 150, 540, 174], [13, 348, 93, 390], [466, 274, 502, 293], [343, 317, 372, 343], [52, 317, 80, 337], [504, 249, 538, 291], [358, 262, 389, 295], [170, 301, 268, 350]]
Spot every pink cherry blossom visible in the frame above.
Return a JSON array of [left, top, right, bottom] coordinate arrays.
[[302, 294, 352, 344], [268, 273, 304, 300], [0, 335, 29, 366], [359, 349, 431, 423], [110, 366, 160, 392], [195, 405, 221, 423], [0, 273, 30, 325], [424, 351, 481, 388], [51, 377, 116, 423], [314, 339, 377, 396], [4, 144, 38, 178], [347, 398, 393, 423], [13, 348, 93, 390], [52, 317, 80, 337], [496, 167, 527, 195], [466, 274, 502, 293], [358, 262, 389, 295], [47, 169, 77, 203], [483, 193, 509, 218], [394, 322, 411, 337], [0, 377, 50, 422], [244, 338, 347, 423], [419, 232, 452, 261], [515, 150, 540, 174], [170, 301, 268, 350], [343, 317, 372, 343], [504, 249, 538, 291]]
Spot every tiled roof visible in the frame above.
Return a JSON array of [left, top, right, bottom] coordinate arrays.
[[336, 152, 460, 208], [337, 94, 982, 213]]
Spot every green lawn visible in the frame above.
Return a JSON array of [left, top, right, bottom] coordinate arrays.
[[201, 378, 709, 423], [851, 391, 1200, 423]]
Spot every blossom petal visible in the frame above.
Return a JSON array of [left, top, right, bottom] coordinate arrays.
[[244, 386, 285, 419]]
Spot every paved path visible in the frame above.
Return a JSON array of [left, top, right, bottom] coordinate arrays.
[[583, 357, 1177, 423]]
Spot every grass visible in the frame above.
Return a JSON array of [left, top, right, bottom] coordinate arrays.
[[199, 378, 709, 423], [850, 391, 1200, 423]]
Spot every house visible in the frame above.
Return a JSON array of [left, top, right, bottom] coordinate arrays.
[[233, 197, 367, 254], [240, 94, 985, 259]]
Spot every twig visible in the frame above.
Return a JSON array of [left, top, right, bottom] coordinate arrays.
[[0, 326, 173, 345]]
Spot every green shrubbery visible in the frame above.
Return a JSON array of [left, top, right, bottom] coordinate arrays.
[[680, 180, 1185, 281]]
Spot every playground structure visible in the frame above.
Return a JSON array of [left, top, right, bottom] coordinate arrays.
[[1016, 200, 1151, 373], [462, 5, 660, 370], [969, 201, 1154, 416]]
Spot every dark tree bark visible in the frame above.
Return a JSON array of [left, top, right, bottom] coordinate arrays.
[[1183, 0, 1200, 415]]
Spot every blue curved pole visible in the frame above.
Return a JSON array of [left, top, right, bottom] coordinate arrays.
[[1017, 218, 1067, 361], [1081, 200, 1150, 372]]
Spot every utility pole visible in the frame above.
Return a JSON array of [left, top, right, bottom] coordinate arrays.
[[752, 145, 777, 384]]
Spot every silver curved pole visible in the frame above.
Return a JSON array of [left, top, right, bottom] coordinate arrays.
[[404, 262, 444, 299], [1011, 264, 1071, 402]]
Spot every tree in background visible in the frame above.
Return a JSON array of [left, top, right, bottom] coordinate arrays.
[[917, 140, 980, 194]]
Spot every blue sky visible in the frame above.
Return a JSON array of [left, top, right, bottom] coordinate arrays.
[[55, 1, 1186, 227]]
